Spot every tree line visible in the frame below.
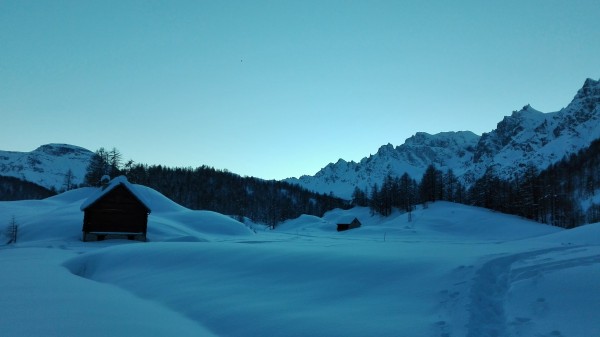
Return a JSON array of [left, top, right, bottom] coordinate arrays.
[[5, 136, 600, 230], [355, 167, 467, 218], [467, 137, 600, 228], [359, 137, 600, 228], [0, 176, 56, 201], [84, 147, 348, 228]]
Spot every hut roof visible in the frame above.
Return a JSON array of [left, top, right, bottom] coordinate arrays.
[[336, 216, 360, 225], [80, 176, 152, 212]]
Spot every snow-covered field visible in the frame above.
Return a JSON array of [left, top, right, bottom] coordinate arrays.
[[1, 186, 599, 337]]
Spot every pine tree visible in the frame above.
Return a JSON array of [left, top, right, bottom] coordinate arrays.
[[399, 172, 416, 213], [380, 175, 395, 216], [84, 148, 110, 186], [369, 183, 380, 216], [6, 215, 18, 244], [469, 166, 502, 210], [420, 164, 440, 203], [518, 164, 541, 221], [351, 186, 368, 207], [62, 168, 76, 191], [444, 169, 457, 202], [108, 147, 122, 177]]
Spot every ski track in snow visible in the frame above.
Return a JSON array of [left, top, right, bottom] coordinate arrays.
[[464, 246, 600, 337]]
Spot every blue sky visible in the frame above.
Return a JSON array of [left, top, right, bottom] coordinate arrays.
[[1, 1, 599, 180]]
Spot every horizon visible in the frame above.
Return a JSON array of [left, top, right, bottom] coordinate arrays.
[[2, 1, 599, 179]]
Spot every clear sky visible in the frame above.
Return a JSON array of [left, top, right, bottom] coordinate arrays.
[[1, 1, 599, 180]]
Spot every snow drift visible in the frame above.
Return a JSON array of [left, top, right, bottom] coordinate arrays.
[[1, 187, 599, 337]]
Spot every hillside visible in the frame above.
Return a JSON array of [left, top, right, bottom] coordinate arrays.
[[1, 187, 599, 336], [0, 144, 93, 191]]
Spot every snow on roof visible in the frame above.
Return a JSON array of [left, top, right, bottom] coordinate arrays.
[[336, 215, 360, 224], [80, 175, 152, 212]]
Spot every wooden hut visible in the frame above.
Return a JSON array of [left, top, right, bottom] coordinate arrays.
[[80, 176, 151, 242], [336, 216, 362, 232]]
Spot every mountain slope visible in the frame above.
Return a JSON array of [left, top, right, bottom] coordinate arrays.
[[288, 78, 600, 198], [467, 78, 600, 182], [0, 144, 94, 191], [287, 131, 480, 199]]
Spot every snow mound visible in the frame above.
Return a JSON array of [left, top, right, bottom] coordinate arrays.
[[0, 248, 214, 337], [276, 214, 334, 232], [0, 184, 253, 244], [411, 202, 562, 240], [277, 202, 561, 242], [63, 240, 450, 337], [129, 184, 188, 213], [535, 222, 600, 245]]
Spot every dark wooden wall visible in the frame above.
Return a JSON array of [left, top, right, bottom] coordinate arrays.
[[83, 185, 149, 234]]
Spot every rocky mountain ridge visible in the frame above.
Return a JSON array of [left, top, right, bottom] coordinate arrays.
[[288, 131, 480, 199], [2, 79, 599, 200], [287, 78, 600, 199]]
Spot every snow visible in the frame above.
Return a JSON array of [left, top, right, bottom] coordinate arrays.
[[80, 175, 151, 211], [287, 131, 481, 199], [1, 185, 600, 337], [505, 248, 600, 337], [0, 143, 94, 190], [0, 248, 214, 337], [287, 79, 600, 198]]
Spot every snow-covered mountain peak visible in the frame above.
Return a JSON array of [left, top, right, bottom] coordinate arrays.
[[520, 103, 539, 112], [373, 143, 396, 157], [288, 131, 480, 199], [565, 78, 600, 113], [0, 144, 94, 191], [556, 78, 600, 136], [466, 78, 600, 179], [287, 78, 600, 198], [577, 77, 600, 97], [473, 105, 546, 164], [460, 78, 600, 179], [506, 104, 545, 125], [34, 143, 93, 157], [4, 79, 599, 201], [404, 131, 480, 148]]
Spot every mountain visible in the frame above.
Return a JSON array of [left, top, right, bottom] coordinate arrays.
[[0, 144, 94, 191], [3, 78, 599, 201], [467, 78, 600, 182], [0, 144, 347, 224], [287, 131, 480, 199], [287, 78, 600, 199]]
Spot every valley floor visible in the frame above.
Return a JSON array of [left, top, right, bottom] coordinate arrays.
[[1, 189, 599, 337]]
